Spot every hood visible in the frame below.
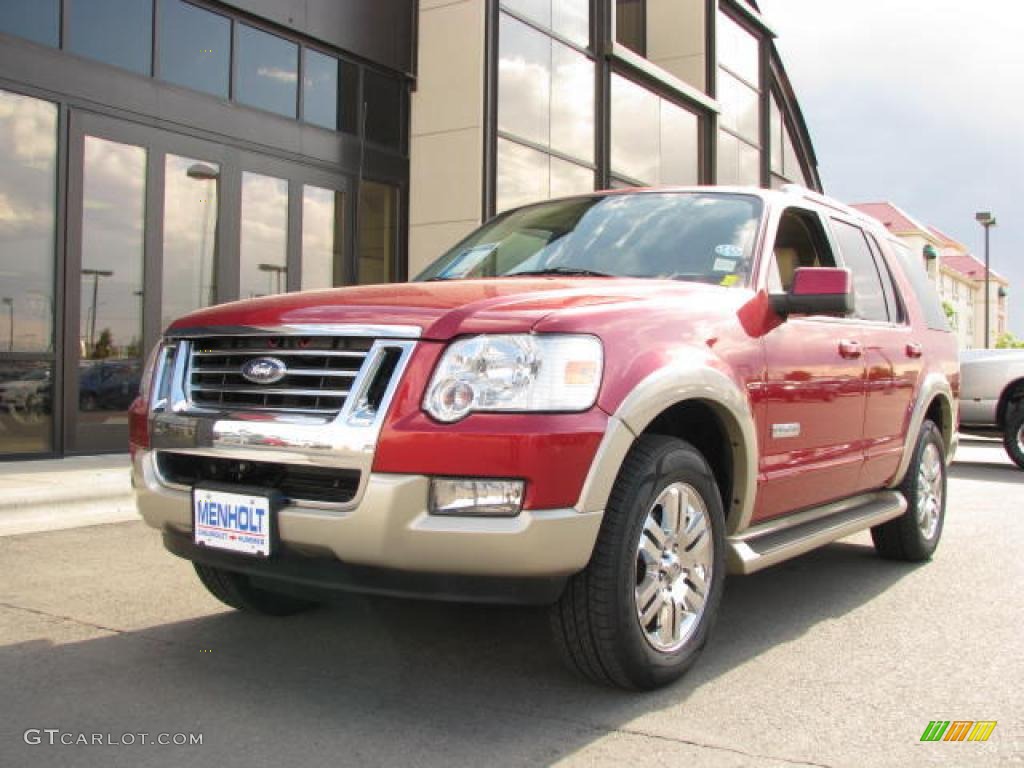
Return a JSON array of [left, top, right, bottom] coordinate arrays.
[[166, 278, 740, 341]]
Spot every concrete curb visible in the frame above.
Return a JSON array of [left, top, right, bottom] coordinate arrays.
[[0, 454, 140, 536]]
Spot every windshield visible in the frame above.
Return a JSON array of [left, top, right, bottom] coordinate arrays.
[[415, 192, 764, 286]]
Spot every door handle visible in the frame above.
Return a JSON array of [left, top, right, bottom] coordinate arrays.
[[906, 342, 923, 358], [838, 339, 862, 359]]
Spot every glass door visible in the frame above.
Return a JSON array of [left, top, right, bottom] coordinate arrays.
[[66, 115, 149, 453], [64, 113, 352, 454], [0, 89, 59, 457]]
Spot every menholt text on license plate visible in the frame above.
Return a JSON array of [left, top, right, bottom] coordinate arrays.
[[193, 487, 272, 557]]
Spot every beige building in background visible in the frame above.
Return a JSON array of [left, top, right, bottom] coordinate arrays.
[[853, 202, 1009, 349]]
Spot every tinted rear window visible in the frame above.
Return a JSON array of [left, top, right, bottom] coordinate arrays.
[[890, 241, 949, 331]]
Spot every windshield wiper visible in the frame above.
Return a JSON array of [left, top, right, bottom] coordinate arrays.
[[504, 267, 614, 278]]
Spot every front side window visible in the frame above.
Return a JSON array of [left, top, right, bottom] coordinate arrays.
[[417, 192, 763, 286], [766, 208, 836, 293]]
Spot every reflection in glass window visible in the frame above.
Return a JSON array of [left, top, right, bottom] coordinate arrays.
[[80, 137, 146, 363], [717, 11, 759, 85], [717, 10, 761, 186], [497, 138, 591, 212], [240, 172, 289, 299], [611, 74, 699, 186], [162, 156, 219, 328], [611, 74, 658, 184], [0, 0, 58, 47], [364, 70, 403, 149], [304, 50, 359, 134], [358, 181, 396, 285], [159, 0, 231, 99], [717, 130, 760, 186], [70, 0, 152, 75], [503, 0, 589, 47], [659, 99, 699, 185], [0, 90, 58, 354], [0, 362, 54, 454], [499, 15, 550, 148], [304, 50, 338, 130], [499, 14, 594, 164], [302, 186, 346, 290], [769, 95, 784, 175], [718, 70, 759, 144], [236, 24, 298, 118], [550, 42, 594, 162]]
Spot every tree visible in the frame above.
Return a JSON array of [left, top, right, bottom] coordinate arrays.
[[941, 300, 958, 330], [93, 328, 114, 359], [995, 332, 1024, 349]]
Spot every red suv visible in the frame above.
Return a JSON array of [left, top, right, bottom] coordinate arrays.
[[131, 187, 958, 690]]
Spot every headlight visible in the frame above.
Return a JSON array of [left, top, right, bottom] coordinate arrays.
[[424, 334, 603, 422]]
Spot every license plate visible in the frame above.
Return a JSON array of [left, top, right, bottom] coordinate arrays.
[[193, 487, 273, 557]]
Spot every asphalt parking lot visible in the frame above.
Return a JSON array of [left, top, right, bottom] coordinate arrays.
[[0, 438, 1020, 768]]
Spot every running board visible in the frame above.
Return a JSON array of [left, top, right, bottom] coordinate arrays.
[[726, 491, 907, 575]]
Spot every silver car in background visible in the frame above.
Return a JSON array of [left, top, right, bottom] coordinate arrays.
[[960, 349, 1024, 468]]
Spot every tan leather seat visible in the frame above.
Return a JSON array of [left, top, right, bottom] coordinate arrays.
[[774, 247, 800, 291]]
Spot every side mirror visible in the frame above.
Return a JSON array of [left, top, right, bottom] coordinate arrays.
[[770, 267, 854, 318]]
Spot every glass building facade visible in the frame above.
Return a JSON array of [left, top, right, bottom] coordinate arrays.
[[0, 0, 818, 459], [0, 0, 412, 457]]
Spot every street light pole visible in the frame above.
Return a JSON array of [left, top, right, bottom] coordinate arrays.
[[257, 263, 287, 296], [975, 212, 996, 348], [1, 297, 12, 352], [81, 268, 114, 356]]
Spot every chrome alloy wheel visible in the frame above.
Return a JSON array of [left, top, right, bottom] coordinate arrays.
[[1017, 421, 1024, 456], [916, 442, 944, 540], [634, 482, 713, 653]]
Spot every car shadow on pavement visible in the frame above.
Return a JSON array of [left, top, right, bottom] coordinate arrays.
[[0, 539, 921, 766]]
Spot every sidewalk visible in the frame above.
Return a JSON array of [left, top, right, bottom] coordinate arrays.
[[0, 454, 137, 536]]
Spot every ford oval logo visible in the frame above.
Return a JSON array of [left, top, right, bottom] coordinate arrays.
[[240, 356, 287, 385]]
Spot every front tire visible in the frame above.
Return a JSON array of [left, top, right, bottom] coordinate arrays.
[[193, 563, 318, 616], [550, 435, 726, 690], [1003, 404, 1024, 470], [871, 420, 946, 561]]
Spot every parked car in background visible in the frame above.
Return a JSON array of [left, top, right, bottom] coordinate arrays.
[[131, 186, 958, 690], [960, 349, 1024, 468], [78, 359, 142, 411]]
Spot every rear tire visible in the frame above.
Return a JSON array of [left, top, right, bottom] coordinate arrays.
[[1003, 404, 1024, 470], [193, 563, 317, 616], [871, 420, 946, 561], [549, 434, 726, 690]]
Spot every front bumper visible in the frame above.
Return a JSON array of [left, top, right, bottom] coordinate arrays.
[[133, 450, 602, 582]]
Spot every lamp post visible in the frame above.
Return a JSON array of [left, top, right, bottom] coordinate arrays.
[[975, 212, 996, 348], [187, 163, 220, 307], [258, 263, 287, 295], [81, 268, 114, 356], [1, 297, 12, 352]]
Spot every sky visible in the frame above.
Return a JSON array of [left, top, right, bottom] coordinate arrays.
[[758, 0, 1024, 336]]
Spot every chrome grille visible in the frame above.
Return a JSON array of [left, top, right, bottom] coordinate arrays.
[[186, 336, 374, 416]]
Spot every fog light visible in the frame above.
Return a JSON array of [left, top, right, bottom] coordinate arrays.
[[429, 478, 525, 517]]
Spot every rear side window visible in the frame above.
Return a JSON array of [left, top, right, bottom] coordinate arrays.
[[831, 219, 889, 322], [865, 233, 905, 323], [889, 240, 950, 331]]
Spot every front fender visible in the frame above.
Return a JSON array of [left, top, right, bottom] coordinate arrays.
[[577, 361, 758, 536]]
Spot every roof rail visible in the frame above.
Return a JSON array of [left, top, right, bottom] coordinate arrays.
[[781, 184, 878, 228]]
